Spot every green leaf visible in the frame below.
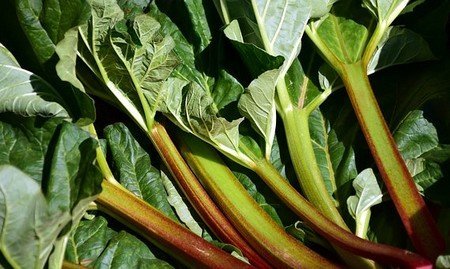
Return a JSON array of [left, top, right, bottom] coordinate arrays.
[[65, 216, 115, 266], [45, 122, 102, 215], [0, 165, 67, 269], [0, 115, 102, 268], [110, 14, 178, 118], [238, 70, 279, 158], [212, 70, 244, 111], [0, 44, 20, 67], [0, 45, 69, 118], [66, 216, 173, 268], [55, 28, 86, 92], [180, 0, 212, 52], [394, 110, 438, 160], [436, 255, 450, 269], [368, 26, 435, 74], [117, 0, 151, 20], [309, 109, 357, 207], [94, 231, 171, 269], [0, 115, 63, 182], [314, 14, 369, 64], [160, 171, 204, 236], [249, 0, 311, 77], [104, 123, 178, 221], [310, 0, 338, 18], [347, 169, 383, 218], [362, 0, 409, 25], [223, 20, 284, 77], [393, 111, 449, 195]]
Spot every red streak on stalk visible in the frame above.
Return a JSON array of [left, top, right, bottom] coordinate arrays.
[[340, 62, 445, 260], [150, 122, 271, 268], [254, 158, 433, 269], [97, 180, 255, 269]]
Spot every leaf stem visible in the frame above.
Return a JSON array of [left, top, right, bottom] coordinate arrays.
[[361, 22, 387, 66], [178, 133, 340, 269], [96, 180, 253, 268], [149, 121, 269, 267], [340, 61, 445, 260], [355, 210, 371, 239], [245, 156, 432, 269]]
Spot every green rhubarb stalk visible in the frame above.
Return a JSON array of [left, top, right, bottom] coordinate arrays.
[[281, 106, 347, 228], [280, 106, 377, 269], [96, 180, 254, 269], [150, 121, 271, 268], [339, 62, 445, 260], [178, 133, 341, 269], [241, 152, 432, 269]]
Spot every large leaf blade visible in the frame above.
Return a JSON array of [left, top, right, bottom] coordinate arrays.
[[0, 165, 67, 269], [104, 123, 178, 221]]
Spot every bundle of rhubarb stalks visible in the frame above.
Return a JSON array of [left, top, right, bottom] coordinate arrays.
[[0, 0, 449, 268]]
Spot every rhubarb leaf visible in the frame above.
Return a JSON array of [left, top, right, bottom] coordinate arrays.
[[65, 216, 115, 266], [309, 109, 358, 208], [212, 70, 245, 111], [394, 110, 450, 195], [249, 0, 311, 77], [368, 26, 435, 73], [362, 0, 409, 25], [347, 169, 383, 218], [66, 216, 173, 268], [104, 123, 178, 221], [0, 115, 101, 268], [394, 110, 438, 160], [238, 70, 279, 158], [314, 14, 368, 64], [93, 231, 172, 268], [0, 165, 67, 269], [0, 45, 69, 118]]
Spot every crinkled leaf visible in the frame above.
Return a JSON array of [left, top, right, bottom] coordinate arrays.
[[0, 116, 101, 268], [238, 70, 279, 157], [347, 168, 382, 218], [394, 110, 438, 160], [110, 14, 178, 118], [392, 110, 450, 198], [0, 165, 67, 269], [368, 26, 435, 74], [180, 0, 212, 52], [94, 231, 172, 269], [65, 216, 116, 266], [45, 122, 102, 216], [13, 0, 96, 125], [56, 28, 86, 92], [309, 109, 357, 206], [147, 4, 209, 92], [66, 216, 173, 268], [0, 46, 69, 118], [104, 123, 178, 221], [117, 0, 151, 20]]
